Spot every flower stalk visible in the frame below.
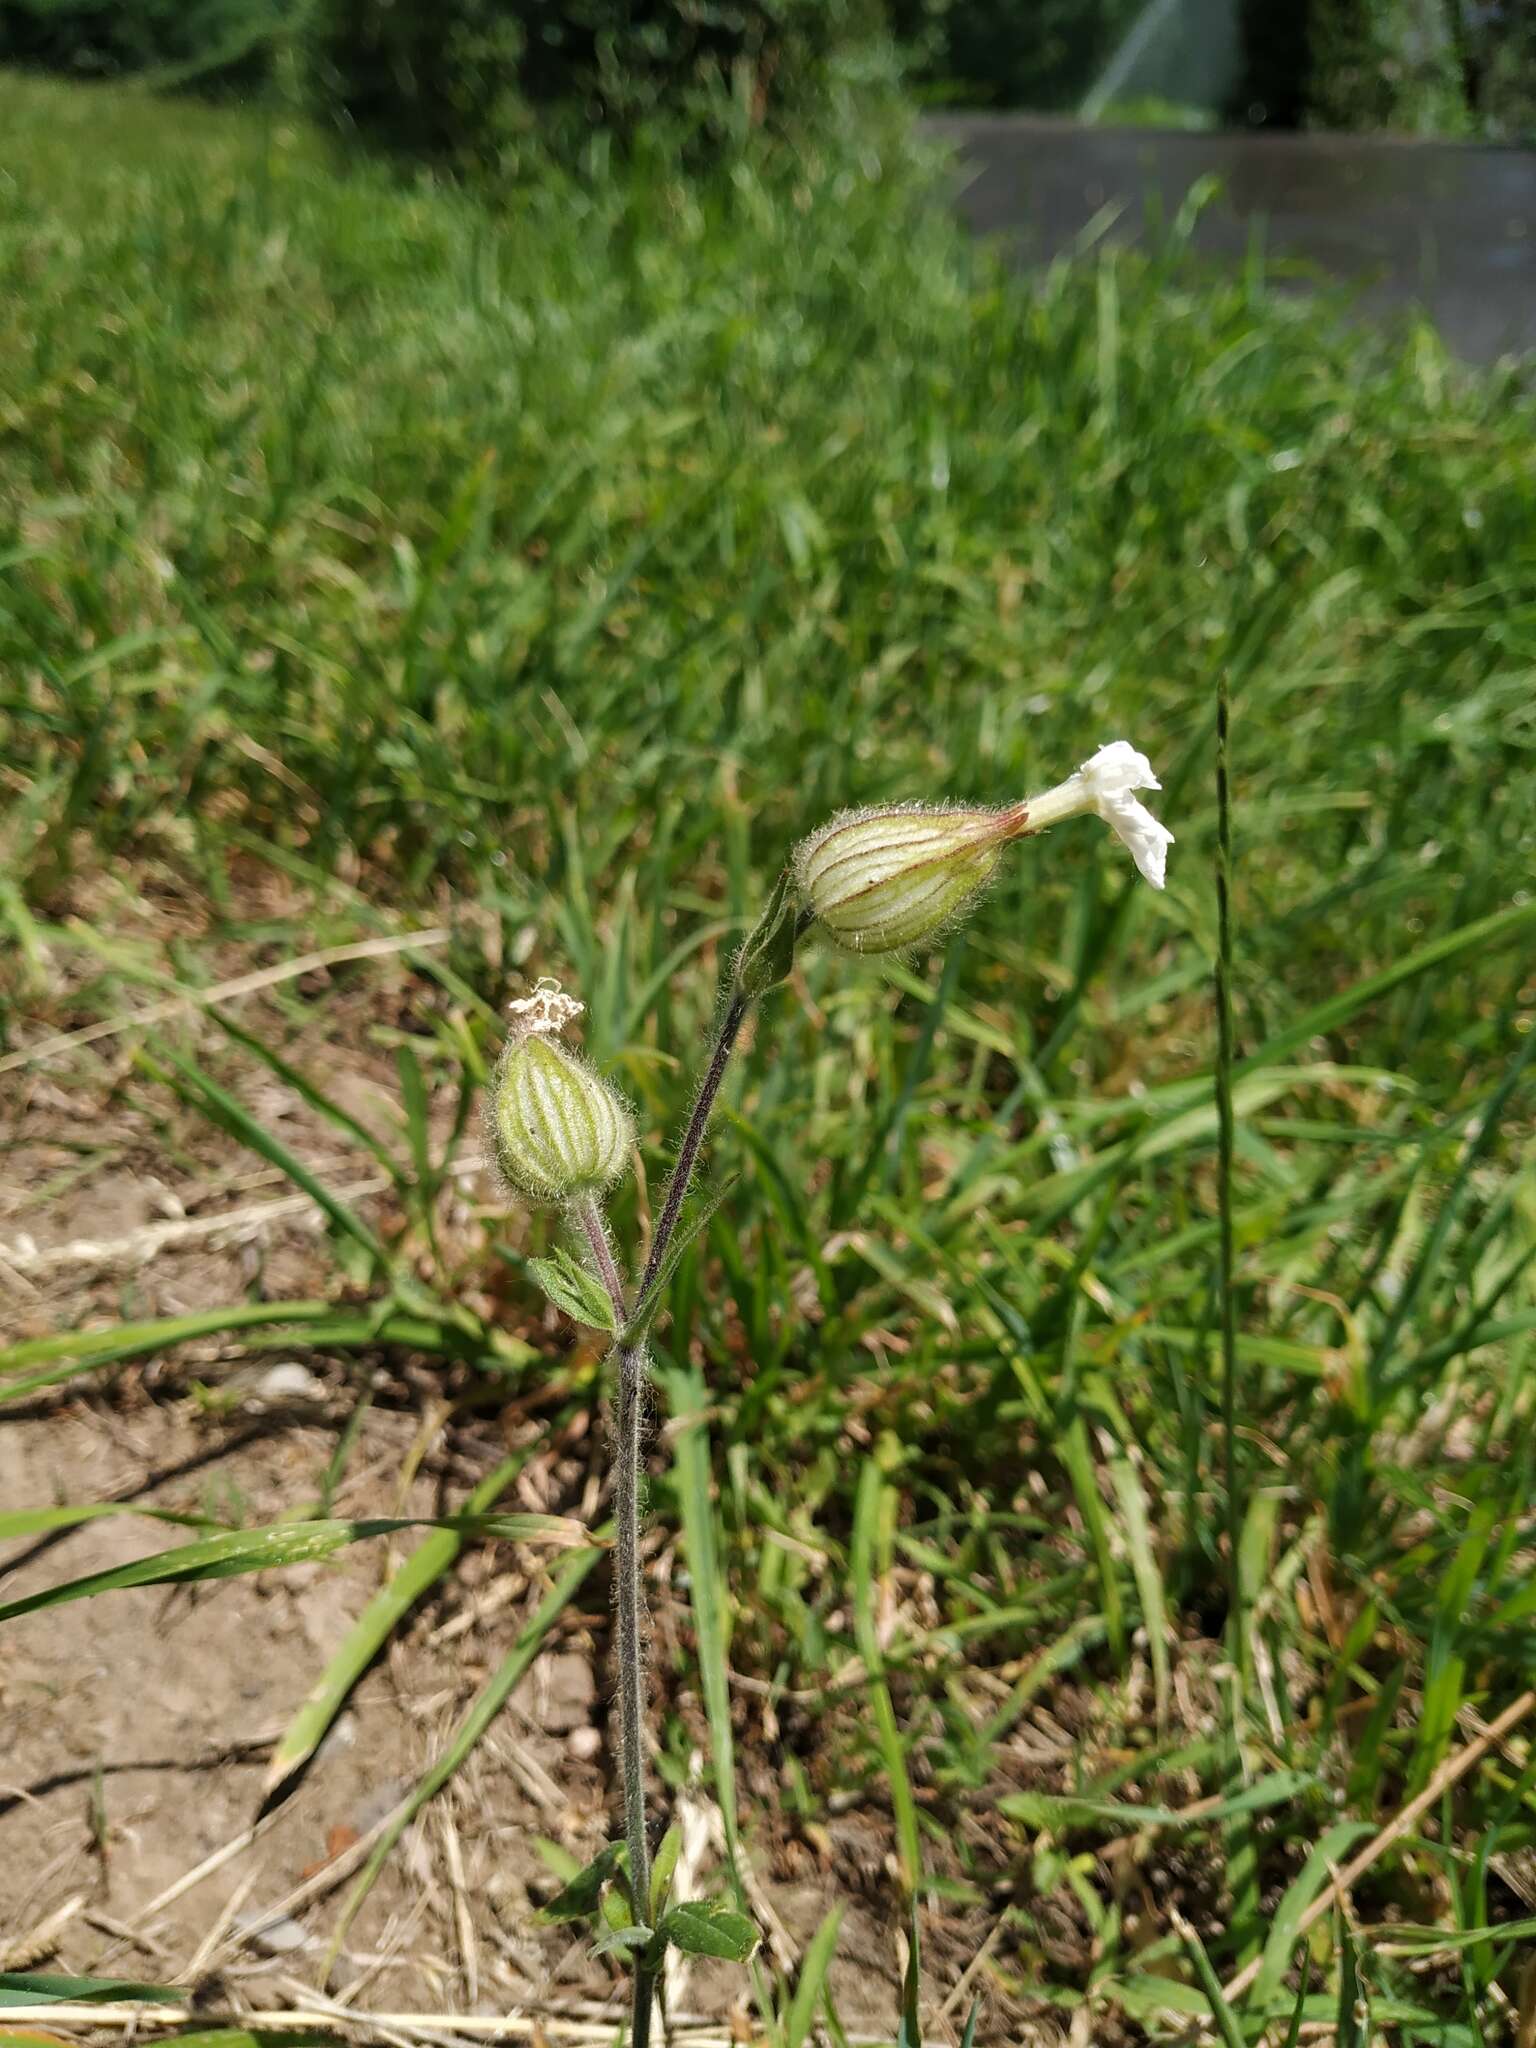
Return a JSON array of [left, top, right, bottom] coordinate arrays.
[[488, 735, 1170, 2047]]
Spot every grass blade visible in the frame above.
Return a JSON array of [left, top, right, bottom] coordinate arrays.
[[783, 1905, 843, 2048], [851, 1463, 923, 1897], [264, 1443, 551, 1794], [0, 1515, 585, 1622], [1249, 1820, 1373, 2004], [1172, 1909, 1246, 2048], [137, 1040, 390, 1272], [0, 1972, 182, 2008], [659, 1363, 743, 1873]]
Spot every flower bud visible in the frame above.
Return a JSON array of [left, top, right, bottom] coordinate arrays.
[[793, 804, 1022, 954], [487, 981, 633, 1205]]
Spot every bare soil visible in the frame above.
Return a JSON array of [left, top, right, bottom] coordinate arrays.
[[0, 924, 1044, 2043]]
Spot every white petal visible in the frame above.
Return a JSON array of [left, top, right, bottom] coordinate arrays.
[[1021, 736, 1174, 889], [1103, 792, 1174, 889], [1078, 740, 1160, 800]]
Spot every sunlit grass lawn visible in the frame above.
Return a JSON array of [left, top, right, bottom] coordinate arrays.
[[2, 63, 1536, 2041]]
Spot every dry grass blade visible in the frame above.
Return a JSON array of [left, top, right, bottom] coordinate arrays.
[[1222, 1687, 1536, 2003], [0, 930, 450, 1077], [324, 1545, 603, 1963]]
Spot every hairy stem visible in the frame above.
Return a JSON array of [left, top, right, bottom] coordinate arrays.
[[614, 1336, 652, 2046], [608, 986, 754, 2048], [638, 989, 749, 1300], [574, 1196, 627, 1320]]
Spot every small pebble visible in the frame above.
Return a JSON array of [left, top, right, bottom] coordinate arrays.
[[234, 1910, 310, 1956]]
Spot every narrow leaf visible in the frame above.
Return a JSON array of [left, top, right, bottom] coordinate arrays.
[[784, 1907, 843, 2048], [0, 1974, 182, 2009], [1001, 1768, 1316, 1833], [541, 1845, 625, 1923], [327, 1544, 602, 1957], [266, 1446, 543, 1793], [0, 1515, 584, 1623]]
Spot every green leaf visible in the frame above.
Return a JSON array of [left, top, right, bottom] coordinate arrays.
[[735, 866, 802, 997], [526, 1249, 618, 1333], [660, 1365, 744, 1876], [1250, 1821, 1374, 2003], [265, 1444, 549, 1795], [0, 1972, 183, 2008], [138, 1040, 391, 1272], [658, 1899, 760, 1963], [328, 1544, 603, 1964], [784, 1906, 842, 2048], [1173, 1913, 1246, 2048], [590, 1924, 653, 1960], [0, 1501, 216, 1541], [0, 1299, 533, 1405], [115, 2035, 333, 2048], [649, 1824, 682, 1919], [852, 1463, 923, 1896], [0, 1514, 583, 1623], [539, 1843, 625, 1923], [1000, 1768, 1316, 1833], [626, 1176, 738, 1341]]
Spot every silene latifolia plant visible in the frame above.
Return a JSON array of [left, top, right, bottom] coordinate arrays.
[[485, 742, 1172, 2045]]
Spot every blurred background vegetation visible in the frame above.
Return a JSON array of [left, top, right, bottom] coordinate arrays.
[[1, 0, 1533, 139]]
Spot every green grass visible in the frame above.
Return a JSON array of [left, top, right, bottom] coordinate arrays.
[[2, 63, 1536, 2042]]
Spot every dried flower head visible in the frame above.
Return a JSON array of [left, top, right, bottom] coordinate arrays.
[[488, 980, 633, 1204], [507, 976, 586, 1040]]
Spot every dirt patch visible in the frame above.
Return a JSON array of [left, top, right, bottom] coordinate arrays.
[[0, 1401, 618, 2010], [0, 1394, 947, 2039], [0, 926, 1052, 2043]]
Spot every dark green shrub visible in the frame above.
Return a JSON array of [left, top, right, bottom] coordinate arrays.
[[0, 0, 285, 91], [307, 0, 888, 161]]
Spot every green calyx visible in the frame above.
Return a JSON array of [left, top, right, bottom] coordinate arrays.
[[794, 803, 1013, 955], [488, 1033, 633, 1205]]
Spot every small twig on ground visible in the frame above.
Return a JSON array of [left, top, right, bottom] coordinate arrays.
[[0, 1891, 84, 1969]]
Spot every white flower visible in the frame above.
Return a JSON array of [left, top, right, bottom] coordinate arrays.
[[507, 977, 585, 1041], [1023, 739, 1174, 890]]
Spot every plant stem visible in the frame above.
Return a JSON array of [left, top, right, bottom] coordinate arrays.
[[613, 1335, 653, 2048], [638, 989, 749, 1300], [573, 1202, 654, 2047], [1214, 665, 1245, 1686], [605, 985, 755, 2048], [574, 1196, 627, 1319]]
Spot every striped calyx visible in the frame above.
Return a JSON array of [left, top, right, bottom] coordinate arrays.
[[488, 1031, 633, 1205], [793, 803, 1021, 954]]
